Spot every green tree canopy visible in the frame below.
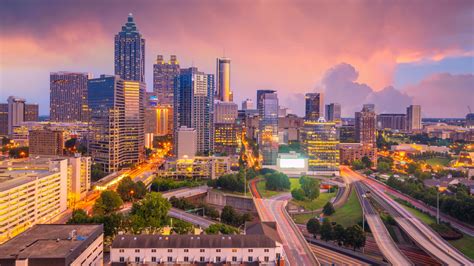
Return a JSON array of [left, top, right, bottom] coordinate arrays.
[[264, 172, 290, 191], [322, 202, 335, 216], [306, 218, 320, 237], [299, 176, 320, 200], [320, 219, 333, 242], [93, 191, 123, 215], [130, 192, 171, 232]]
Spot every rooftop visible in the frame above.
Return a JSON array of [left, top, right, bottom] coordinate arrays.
[[0, 224, 103, 261]]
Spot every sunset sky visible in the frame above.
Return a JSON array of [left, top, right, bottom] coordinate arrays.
[[0, 0, 473, 117]]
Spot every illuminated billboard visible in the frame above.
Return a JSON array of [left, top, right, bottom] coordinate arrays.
[[279, 158, 306, 169]]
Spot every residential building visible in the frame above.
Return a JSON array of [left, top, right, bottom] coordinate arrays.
[[338, 143, 377, 165], [301, 118, 340, 175], [0, 104, 7, 136], [153, 55, 180, 105], [0, 224, 103, 266], [50, 72, 90, 122], [257, 90, 279, 165], [278, 114, 304, 142], [28, 129, 64, 156], [115, 13, 145, 82], [339, 124, 356, 143], [325, 103, 341, 124], [7, 96, 25, 135], [11, 121, 89, 147], [176, 126, 197, 159], [174, 68, 214, 155], [110, 222, 283, 265], [0, 158, 68, 243], [158, 156, 231, 180], [355, 104, 376, 146], [214, 101, 239, 155], [407, 105, 422, 131], [377, 113, 406, 131], [242, 98, 254, 110], [24, 103, 39, 122], [305, 92, 324, 121], [216, 57, 232, 102], [68, 154, 92, 204]]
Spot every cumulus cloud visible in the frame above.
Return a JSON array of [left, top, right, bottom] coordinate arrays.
[[404, 73, 474, 118], [321, 63, 412, 116]]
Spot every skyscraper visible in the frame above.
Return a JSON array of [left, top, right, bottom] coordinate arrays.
[[377, 113, 406, 130], [325, 103, 341, 124], [114, 13, 145, 82], [216, 57, 231, 102], [153, 55, 180, 104], [407, 105, 422, 131], [214, 101, 239, 155], [305, 93, 324, 121], [257, 90, 279, 165], [50, 72, 90, 122], [355, 104, 376, 146], [7, 96, 25, 135], [301, 118, 340, 175], [174, 68, 214, 155], [122, 80, 146, 165], [24, 103, 39, 122]]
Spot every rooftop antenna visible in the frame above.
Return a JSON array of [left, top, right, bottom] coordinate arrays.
[[468, 106, 472, 113]]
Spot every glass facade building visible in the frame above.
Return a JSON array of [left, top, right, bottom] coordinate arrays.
[[301, 118, 340, 174], [305, 93, 324, 121], [153, 55, 180, 105], [114, 14, 145, 82], [257, 90, 279, 165]]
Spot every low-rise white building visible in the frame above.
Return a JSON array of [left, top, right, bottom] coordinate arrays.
[[110, 222, 284, 265], [158, 156, 232, 180]]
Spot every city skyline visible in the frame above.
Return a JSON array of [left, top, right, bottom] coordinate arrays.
[[1, 0, 473, 117]]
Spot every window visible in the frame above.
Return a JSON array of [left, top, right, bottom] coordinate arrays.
[[135, 249, 140, 253], [277, 253, 281, 259], [135, 257, 140, 263], [264, 256, 269, 262], [232, 256, 237, 262], [151, 257, 156, 262], [151, 249, 156, 253], [119, 249, 124, 253], [232, 249, 237, 253], [119, 257, 124, 262], [216, 249, 221, 253], [264, 249, 269, 253], [184, 257, 189, 262], [167, 249, 173, 253], [200, 257, 205, 262], [184, 249, 189, 253], [248, 256, 253, 262], [200, 249, 205, 253], [216, 256, 221, 262], [248, 249, 253, 252], [167, 257, 173, 262]]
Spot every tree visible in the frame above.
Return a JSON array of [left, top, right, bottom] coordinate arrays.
[[67, 209, 90, 224], [320, 219, 333, 241], [205, 223, 239, 234], [306, 218, 320, 238], [92, 213, 124, 237], [333, 224, 346, 246], [345, 225, 366, 251], [93, 191, 123, 215], [130, 192, 171, 232], [221, 206, 241, 227], [377, 162, 391, 173], [352, 160, 365, 170], [91, 163, 106, 182], [361, 156, 372, 168], [172, 219, 194, 234], [117, 176, 136, 201], [264, 172, 291, 191], [8, 146, 29, 158], [134, 181, 147, 199], [300, 176, 320, 200], [322, 202, 335, 216], [291, 188, 306, 201]]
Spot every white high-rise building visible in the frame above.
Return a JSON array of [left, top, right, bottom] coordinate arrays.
[[407, 105, 422, 131], [242, 98, 254, 110], [176, 126, 197, 159], [7, 96, 25, 135]]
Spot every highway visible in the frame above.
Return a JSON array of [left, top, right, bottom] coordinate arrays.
[[251, 179, 320, 266], [309, 244, 371, 266], [168, 208, 215, 228], [161, 185, 209, 199], [341, 166, 473, 265], [353, 181, 413, 265]]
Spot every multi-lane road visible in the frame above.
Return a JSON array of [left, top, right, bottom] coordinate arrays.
[[342, 166, 472, 265]]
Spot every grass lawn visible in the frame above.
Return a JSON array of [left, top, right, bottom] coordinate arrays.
[[291, 191, 336, 211], [424, 157, 451, 167], [289, 178, 300, 190], [399, 200, 474, 259], [256, 181, 285, 198], [326, 188, 362, 227], [293, 213, 318, 224]]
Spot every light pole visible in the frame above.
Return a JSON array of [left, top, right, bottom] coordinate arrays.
[[436, 185, 440, 224]]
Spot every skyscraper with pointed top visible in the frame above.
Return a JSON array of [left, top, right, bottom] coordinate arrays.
[[115, 13, 145, 82]]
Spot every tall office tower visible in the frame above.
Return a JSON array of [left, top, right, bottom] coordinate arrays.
[[50, 72, 90, 122], [377, 114, 406, 130], [216, 57, 231, 102], [176, 126, 197, 159], [325, 103, 341, 123], [88, 75, 125, 173], [114, 13, 145, 82], [301, 118, 340, 175], [407, 105, 422, 131], [122, 80, 146, 165], [257, 90, 279, 165], [355, 104, 376, 146], [214, 101, 239, 155], [0, 104, 7, 136], [242, 98, 254, 110], [174, 68, 214, 155], [24, 104, 39, 122], [467, 113, 474, 128], [29, 129, 64, 156], [7, 96, 25, 135], [153, 55, 180, 104], [305, 92, 324, 121]]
